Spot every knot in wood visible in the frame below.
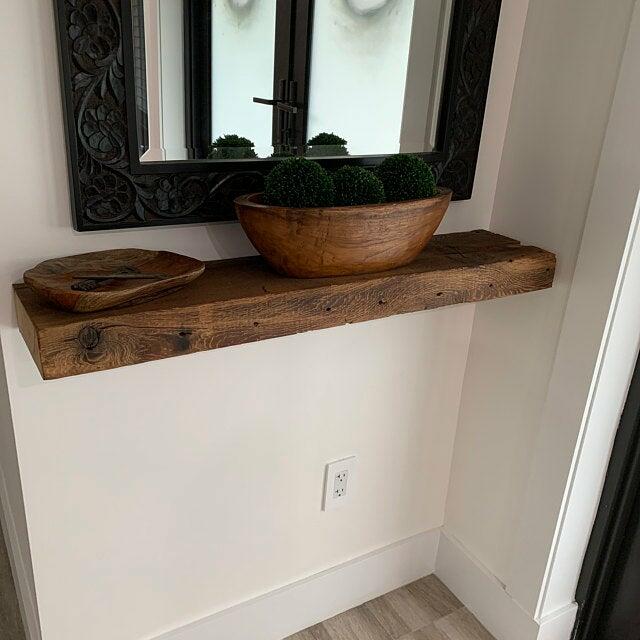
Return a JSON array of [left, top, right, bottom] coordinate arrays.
[[78, 326, 101, 350]]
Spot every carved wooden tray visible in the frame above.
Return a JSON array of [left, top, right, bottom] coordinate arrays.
[[23, 249, 205, 312]]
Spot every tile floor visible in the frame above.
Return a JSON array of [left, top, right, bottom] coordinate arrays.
[[0, 521, 25, 640], [285, 575, 495, 640]]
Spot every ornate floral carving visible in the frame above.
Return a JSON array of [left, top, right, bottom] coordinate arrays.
[[153, 177, 207, 217], [58, 0, 269, 229], [436, 0, 502, 199], [68, 0, 119, 62], [83, 170, 135, 222], [81, 105, 126, 156], [56, 0, 501, 230]]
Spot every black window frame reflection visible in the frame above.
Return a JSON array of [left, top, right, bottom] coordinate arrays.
[[183, 0, 312, 159]]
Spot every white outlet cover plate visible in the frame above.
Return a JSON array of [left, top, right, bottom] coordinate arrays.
[[323, 456, 357, 511]]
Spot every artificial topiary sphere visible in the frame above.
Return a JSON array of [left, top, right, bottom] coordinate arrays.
[[376, 154, 437, 202], [265, 157, 335, 208], [208, 134, 258, 160], [333, 166, 385, 206], [306, 132, 349, 157]]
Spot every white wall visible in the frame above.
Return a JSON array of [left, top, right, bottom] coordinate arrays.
[[0, 1, 528, 640], [444, 0, 636, 620], [210, 0, 277, 158], [159, 0, 188, 160], [139, 0, 165, 162], [2, 316, 473, 640], [400, 0, 452, 153], [509, 4, 640, 619], [306, 0, 417, 155], [0, 344, 40, 640]]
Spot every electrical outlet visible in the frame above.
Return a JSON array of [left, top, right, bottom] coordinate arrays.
[[323, 456, 356, 511]]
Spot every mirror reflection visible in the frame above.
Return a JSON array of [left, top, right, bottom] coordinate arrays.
[[131, 0, 454, 162]]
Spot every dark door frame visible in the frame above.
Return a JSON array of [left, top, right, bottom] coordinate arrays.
[[573, 351, 640, 639]]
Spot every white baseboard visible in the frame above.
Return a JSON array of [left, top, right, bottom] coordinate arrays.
[[0, 464, 41, 640], [152, 529, 440, 640], [537, 604, 579, 640], [436, 531, 577, 640], [0, 519, 577, 640]]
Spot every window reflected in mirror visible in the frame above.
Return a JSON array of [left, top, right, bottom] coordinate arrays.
[[131, 0, 454, 163]]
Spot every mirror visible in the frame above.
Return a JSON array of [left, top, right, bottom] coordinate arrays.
[[55, 0, 502, 229], [131, 0, 454, 162]]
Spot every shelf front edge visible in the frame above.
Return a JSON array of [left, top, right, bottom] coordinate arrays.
[[13, 231, 556, 380]]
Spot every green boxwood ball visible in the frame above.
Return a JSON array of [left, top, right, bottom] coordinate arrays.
[[333, 166, 385, 206], [265, 157, 335, 208], [377, 154, 437, 202], [208, 134, 258, 160]]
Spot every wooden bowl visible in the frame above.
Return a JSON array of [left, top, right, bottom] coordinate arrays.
[[235, 189, 452, 278]]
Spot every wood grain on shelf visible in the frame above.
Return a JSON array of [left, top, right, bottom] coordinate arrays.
[[13, 231, 556, 380]]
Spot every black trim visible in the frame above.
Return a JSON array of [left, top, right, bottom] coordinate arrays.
[[271, 0, 295, 151], [130, 0, 148, 155], [573, 352, 640, 639], [55, 0, 503, 231], [183, 0, 212, 160], [291, 0, 313, 152], [435, 0, 502, 196]]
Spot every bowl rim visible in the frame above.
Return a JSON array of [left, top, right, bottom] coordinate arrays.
[[234, 187, 453, 215]]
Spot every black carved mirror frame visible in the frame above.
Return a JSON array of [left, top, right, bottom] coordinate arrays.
[[55, 0, 502, 231]]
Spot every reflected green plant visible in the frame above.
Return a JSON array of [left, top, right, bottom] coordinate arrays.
[[208, 134, 258, 160], [306, 132, 349, 157]]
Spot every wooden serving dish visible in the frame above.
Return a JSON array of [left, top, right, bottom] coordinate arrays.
[[235, 189, 452, 278], [23, 249, 205, 312]]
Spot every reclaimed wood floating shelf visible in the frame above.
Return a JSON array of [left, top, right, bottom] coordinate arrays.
[[14, 231, 556, 380]]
